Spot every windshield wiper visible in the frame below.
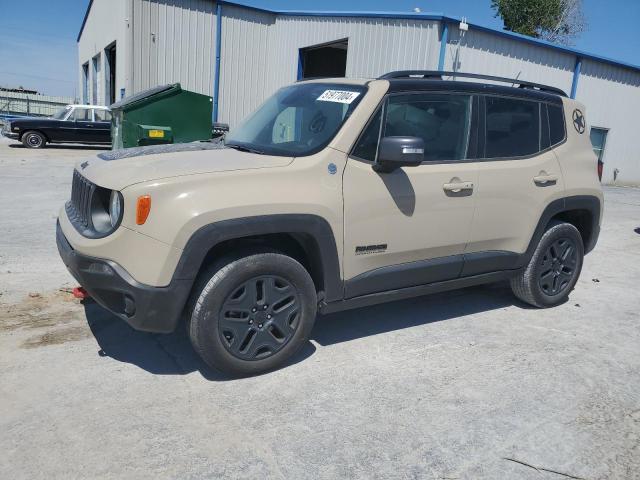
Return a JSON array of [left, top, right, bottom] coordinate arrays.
[[225, 143, 265, 155]]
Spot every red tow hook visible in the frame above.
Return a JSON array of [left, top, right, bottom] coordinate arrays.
[[72, 286, 90, 300]]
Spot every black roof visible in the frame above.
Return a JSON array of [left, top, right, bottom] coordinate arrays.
[[386, 79, 563, 104], [381, 71, 566, 104]]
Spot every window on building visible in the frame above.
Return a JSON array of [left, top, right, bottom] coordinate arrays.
[[92, 54, 101, 105], [105, 43, 116, 105], [82, 63, 89, 104], [382, 93, 472, 162], [590, 127, 608, 162], [485, 96, 540, 158]]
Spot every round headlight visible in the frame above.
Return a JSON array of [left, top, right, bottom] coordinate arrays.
[[109, 191, 123, 227]]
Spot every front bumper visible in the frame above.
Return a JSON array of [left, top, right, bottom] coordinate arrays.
[[1, 127, 19, 140], [56, 221, 192, 333]]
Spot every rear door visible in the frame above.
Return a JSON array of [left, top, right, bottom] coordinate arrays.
[[343, 91, 480, 298], [464, 96, 566, 274], [91, 109, 112, 143], [66, 107, 95, 143]]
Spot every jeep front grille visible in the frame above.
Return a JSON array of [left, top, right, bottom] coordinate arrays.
[[67, 169, 96, 229]]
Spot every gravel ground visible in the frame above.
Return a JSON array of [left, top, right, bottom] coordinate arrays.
[[1, 136, 639, 479]]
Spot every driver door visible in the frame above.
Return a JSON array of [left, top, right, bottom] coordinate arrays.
[[343, 92, 479, 298]]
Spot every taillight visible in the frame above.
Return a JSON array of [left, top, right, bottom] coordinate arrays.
[[597, 161, 603, 181]]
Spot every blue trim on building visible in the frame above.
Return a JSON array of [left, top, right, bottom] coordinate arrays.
[[571, 57, 582, 99], [438, 21, 449, 71], [77, 0, 94, 42], [78, 0, 640, 75], [213, 2, 222, 122]]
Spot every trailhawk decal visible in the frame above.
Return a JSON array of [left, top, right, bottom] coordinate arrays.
[[355, 244, 388, 255], [317, 90, 361, 104]]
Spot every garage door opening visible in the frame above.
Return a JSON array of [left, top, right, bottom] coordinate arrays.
[[298, 39, 348, 80]]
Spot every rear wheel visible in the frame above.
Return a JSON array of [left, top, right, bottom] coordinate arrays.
[[22, 131, 46, 149], [511, 221, 584, 308], [189, 252, 317, 376]]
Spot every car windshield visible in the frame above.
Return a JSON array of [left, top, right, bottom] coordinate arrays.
[[52, 106, 72, 120], [225, 83, 366, 156]]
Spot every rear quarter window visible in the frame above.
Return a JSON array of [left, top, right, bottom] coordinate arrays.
[[547, 104, 566, 146]]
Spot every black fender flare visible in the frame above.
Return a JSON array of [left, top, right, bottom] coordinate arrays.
[[172, 214, 343, 302], [517, 194, 601, 268]]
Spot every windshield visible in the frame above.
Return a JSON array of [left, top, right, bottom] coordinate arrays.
[[52, 106, 72, 120], [225, 83, 366, 156]]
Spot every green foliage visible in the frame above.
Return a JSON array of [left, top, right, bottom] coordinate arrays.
[[491, 0, 586, 45]]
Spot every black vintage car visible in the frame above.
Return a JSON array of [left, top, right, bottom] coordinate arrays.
[[1, 105, 112, 148]]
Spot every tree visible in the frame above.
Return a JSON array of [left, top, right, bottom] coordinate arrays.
[[491, 0, 587, 45]]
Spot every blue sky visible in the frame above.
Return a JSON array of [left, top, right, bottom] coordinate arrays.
[[0, 0, 638, 97]]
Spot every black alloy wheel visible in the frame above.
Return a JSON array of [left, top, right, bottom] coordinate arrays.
[[537, 237, 578, 296], [219, 275, 300, 360], [188, 251, 317, 376], [510, 221, 584, 308]]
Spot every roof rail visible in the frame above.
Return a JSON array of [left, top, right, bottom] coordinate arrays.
[[378, 70, 568, 97]]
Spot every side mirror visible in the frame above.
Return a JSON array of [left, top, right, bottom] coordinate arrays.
[[373, 136, 424, 173]]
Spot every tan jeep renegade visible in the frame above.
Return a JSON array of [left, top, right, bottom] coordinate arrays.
[[57, 71, 603, 376]]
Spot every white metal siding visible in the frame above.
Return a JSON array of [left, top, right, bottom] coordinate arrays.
[[78, 0, 128, 106], [218, 12, 440, 126], [218, 4, 275, 128], [132, 0, 215, 96], [444, 26, 575, 94], [578, 61, 640, 185]]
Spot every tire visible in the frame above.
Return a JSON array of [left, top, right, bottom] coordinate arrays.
[[511, 221, 584, 308], [188, 252, 317, 376], [21, 131, 46, 149]]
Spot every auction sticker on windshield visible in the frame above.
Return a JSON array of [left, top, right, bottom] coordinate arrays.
[[317, 90, 361, 104]]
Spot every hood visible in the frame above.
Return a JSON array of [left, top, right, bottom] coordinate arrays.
[[76, 142, 294, 190]]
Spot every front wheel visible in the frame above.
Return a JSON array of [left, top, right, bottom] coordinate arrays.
[[189, 252, 317, 376], [511, 221, 584, 308], [21, 131, 46, 149]]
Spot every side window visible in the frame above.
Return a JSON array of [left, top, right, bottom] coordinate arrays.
[[485, 96, 540, 158], [383, 93, 472, 161], [352, 108, 382, 161], [547, 104, 566, 146], [71, 108, 91, 121], [94, 109, 111, 122]]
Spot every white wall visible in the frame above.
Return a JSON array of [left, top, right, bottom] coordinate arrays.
[[218, 8, 440, 127], [444, 26, 575, 93], [78, 0, 129, 106], [131, 0, 216, 97], [578, 60, 640, 186]]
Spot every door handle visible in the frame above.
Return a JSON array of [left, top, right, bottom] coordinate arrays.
[[443, 181, 474, 193], [533, 174, 558, 185]]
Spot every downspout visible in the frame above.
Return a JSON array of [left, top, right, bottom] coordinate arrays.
[[570, 56, 582, 99], [213, 2, 222, 122], [438, 20, 449, 71]]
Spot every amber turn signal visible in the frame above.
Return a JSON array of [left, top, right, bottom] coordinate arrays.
[[136, 195, 152, 225]]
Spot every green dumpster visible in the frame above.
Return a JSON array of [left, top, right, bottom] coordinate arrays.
[[110, 83, 213, 149]]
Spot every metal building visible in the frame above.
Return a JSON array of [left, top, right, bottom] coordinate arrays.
[[77, 0, 640, 185]]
